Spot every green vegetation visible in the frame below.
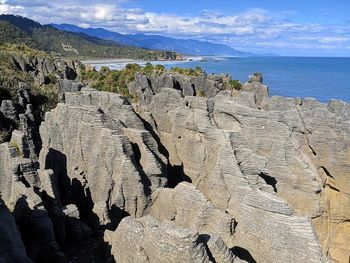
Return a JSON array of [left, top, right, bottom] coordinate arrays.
[[81, 63, 138, 96], [81, 63, 243, 100], [170, 66, 204, 76], [248, 72, 263, 83], [0, 130, 11, 143], [197, 90, 207, 97], [0, 44, 60, 113], [0, 15, 178, 60], [80, 63, 169, 97], [229, 79, 242, 90]]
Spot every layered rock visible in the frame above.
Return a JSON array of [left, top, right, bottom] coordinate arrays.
[[1, 69, 349, 263], [0, 141, 67, 262], [39, 88, 168, 228], [105, 215, 241, 263], [11, 55, 80, 85], [125, 73, 349, 262], [146, 182, 236, 246]]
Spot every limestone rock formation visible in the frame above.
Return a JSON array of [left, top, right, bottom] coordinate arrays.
[[0, 199, 34, 263], [124, 73, 349, 262], [147, 182, 236, 246], [39, 88, 168, 228], [105, 215, 228, 263], [1, 68, 349, 263], [11, 56, 80, 85]]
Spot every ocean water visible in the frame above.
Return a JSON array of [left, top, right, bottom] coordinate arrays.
[[92, 57, 350, 103]]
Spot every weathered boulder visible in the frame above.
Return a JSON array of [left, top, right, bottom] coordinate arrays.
[[248, 72, 263, 83], [1, 100, 19, 126]]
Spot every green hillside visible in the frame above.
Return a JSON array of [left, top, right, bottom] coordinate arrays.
[[0, 15, 177, 60]]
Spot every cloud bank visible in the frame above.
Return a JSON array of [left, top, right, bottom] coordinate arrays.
[[1, 0, 350, 56]]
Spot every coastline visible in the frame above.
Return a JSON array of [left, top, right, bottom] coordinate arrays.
[[82, 58, 191, 70], [81, 58, 142, 64]]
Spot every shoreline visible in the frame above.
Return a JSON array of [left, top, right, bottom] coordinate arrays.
[[80, 55, 220, 65], [82, 58, 149, 64]]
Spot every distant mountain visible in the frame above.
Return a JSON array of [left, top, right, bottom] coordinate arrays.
[[52, 23, 252, 56], [0, 15, 177, 60]]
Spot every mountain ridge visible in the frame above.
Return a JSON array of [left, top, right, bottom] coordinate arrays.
[[0, 14, 177, 60], [52, 23, 253, 56]]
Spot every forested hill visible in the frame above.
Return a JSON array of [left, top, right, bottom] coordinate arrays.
[[0, 14, 177, 60]]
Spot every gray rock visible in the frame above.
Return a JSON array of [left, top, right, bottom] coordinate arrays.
[[57, 79, 83, 102], [147, 182, 236, 246], [249, 72, 263, 83], [1, 100, 19, 125], [0, 199, 34, 263], [127, 73, 338, 262], [105, 216, 212, 263], [39, 89, 168, 228]]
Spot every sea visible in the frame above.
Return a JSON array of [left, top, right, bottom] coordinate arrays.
[[90, 56, 350, 103]]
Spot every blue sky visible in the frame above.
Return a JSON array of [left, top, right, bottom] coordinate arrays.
[[1, 0, 350, 56]]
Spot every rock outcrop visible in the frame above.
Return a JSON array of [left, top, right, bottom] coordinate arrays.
[[1, 69, 349, 263], [11, 56, 80, 85], [124, 73, 349, 263], [39, 88, 168, 228], [0, 199, 34, 263]]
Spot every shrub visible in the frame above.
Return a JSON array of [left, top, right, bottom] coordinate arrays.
[[100, 66, 110, 75], [154, 64, 166, 73], [230, 79, 242, 90], [47, 73, 58, 84], [197, 90, 207, 97], [0, 130, 11, 143]]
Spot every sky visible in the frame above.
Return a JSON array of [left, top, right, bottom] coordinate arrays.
[[1, 0, 350, 56]]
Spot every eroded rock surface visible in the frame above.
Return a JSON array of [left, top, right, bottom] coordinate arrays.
[[1, 71, 349, 263], [39, 88, 168, 228]]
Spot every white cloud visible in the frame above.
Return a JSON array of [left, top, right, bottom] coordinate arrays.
[[0, 0, 23, 13], [1, 0, 350, 54], [319, 37, 349, 43]]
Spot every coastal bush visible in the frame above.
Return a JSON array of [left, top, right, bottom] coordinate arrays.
[[81, 63, 144, 97], [249, 72, 263, 83], [170, 66, 204, 76], [0, 130, 11, 143], [46, 73, 58, 84], [198, 90, 207, 97], [230, 79, 242, 90], [31, 84, 59, 114], [154, 64, 166, 73]]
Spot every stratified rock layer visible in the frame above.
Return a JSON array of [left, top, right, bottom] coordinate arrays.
[[1, 71, 349, 263], [123, 73, 349, 263], [39, 88, 168, 228]]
